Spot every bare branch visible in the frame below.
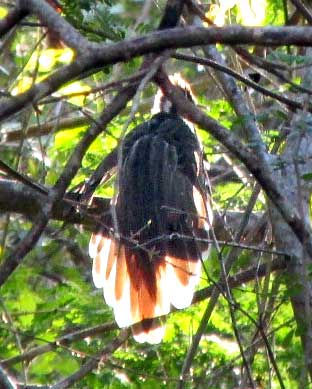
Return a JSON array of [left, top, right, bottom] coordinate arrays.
[[0, 209, 51, 287], [20, 0, 90, 52], [0, 59, 97, 123], [2, 116, 90, 142], [0, 179, 110, 227], [2, 25, 312, 122], [2, 322, 118, 368], [0, 179, 263, 240], [173, 53, 303, 111], [0, 364, 16, 389], [179, 184, 262, 386], [1, 257, 287, 368], [0, 0, 187, 289], [0, 82, 132, 286], [0, 6, 28, 38], [289, 0, 312, 24], [50, 329, 130, 389], [154, 70, 312, 263], [0, 160, 47, 194]]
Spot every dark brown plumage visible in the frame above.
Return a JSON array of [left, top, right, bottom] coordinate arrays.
[[89, 76, 212, 343]]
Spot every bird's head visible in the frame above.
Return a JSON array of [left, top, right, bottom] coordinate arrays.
[[152, 73, 196, 115]]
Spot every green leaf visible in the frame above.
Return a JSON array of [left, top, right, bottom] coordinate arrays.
[[301, 173, 312, 181]]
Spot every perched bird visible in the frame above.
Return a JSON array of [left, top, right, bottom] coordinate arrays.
[[89, 74, 212, 343]]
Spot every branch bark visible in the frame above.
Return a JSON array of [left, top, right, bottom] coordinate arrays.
[[0, 179, 109, 227], [0, 178, 264, 243], [2, 25, 312, 122], [154, 71, 312, 263], [50, 329, 130, 389], [1, 256, 287, 368], [0, 5, 28, 37], [270, 109, 312, 380]]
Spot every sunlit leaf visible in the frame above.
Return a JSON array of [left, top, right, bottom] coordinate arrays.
[[58, 48, 75, 63], [0, 6, 8, 18], [11, 77, 33, 95], [38, 49, 58, 72], [56, 81, 91, 106], [237, 0, 267, 26]]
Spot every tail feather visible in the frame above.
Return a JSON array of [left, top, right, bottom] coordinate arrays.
[[193, 186, 211, 231], [89, 99, 212, 343], [114, 246, 132, 327], [102, 248, 117, 308], [91, 236, 111, 288], [165, 256, 201, 309], [89, 233, 105, 261], [114, 245, 128, 300], [105, 239, 118, 280], [132, 319, 165, 344], [90, 234, 203, 342], [154, 261, 171, 317], [136, 278, 155, 321], [127, 254, 164, 324]]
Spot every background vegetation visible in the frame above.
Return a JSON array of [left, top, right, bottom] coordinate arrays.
[[0, 0, 312, 387]]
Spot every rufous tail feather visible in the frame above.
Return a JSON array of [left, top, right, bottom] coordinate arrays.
[[89, 235, 202, 343]]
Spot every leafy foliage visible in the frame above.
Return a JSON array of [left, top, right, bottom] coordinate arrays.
[[0, 0, 311, 388]]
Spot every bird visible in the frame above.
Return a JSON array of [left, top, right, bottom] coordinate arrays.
[[89, 74, 212, 343]]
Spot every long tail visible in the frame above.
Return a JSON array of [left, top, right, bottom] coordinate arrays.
[[89, 235, 201, 343], [89, 118, 212, 343]]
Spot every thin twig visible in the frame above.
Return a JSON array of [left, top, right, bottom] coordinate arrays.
[[178, 185, 261, 387], [50, 329, 130, 389], [0, 159, 48, 194], [0, 364, 16, 389], [0, 256, 287, 370], [154, 70, 312, 264], [289, 0, 312, 24], [1, 321, 117, 368], [0, 5, 28, 38], [173, 53, 303, 111]]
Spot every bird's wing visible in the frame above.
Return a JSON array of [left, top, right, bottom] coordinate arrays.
[[89, 115, 212, 343]]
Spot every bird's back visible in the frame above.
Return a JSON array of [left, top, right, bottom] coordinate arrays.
[[89, 89, 212, 344]]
